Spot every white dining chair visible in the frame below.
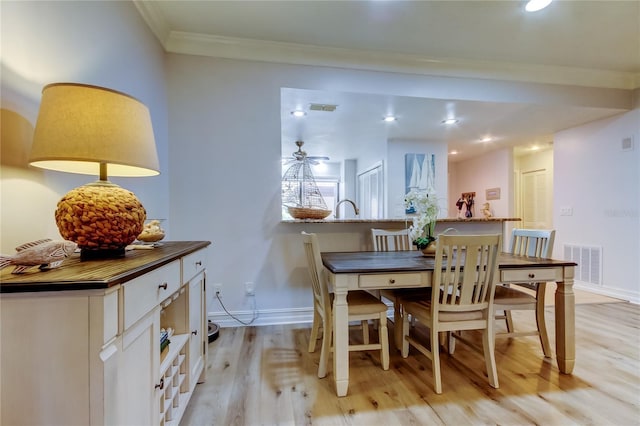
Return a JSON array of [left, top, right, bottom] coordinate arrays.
[[399, 233, 502, 394], [302, 231, 390, 378], [370, 228, 427, 350], [371, 228, 416, 252], [493, 228, 556, 357]]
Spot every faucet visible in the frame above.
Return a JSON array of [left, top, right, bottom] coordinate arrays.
[[334, 199, 360, 219]]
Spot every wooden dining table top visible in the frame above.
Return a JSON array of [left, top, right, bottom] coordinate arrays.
[[321, 250, 577, 274]]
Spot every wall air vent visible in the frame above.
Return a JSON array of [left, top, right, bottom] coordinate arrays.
[[309, 103, 338, 112], [563, 244, 602, 285]]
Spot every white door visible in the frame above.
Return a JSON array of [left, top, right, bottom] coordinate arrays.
[[521, 168, 551, 229], [357, 162, 384, 219]]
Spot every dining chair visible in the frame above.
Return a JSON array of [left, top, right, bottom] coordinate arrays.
[[399, 233, 502, 394], [493, 228, 556, 357], [370, 228, 426, 349], [371, 228, 415, 252], [302, 231, 390, 378]]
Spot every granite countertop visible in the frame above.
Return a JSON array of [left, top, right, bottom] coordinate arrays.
[[282, 217, 521, 224]]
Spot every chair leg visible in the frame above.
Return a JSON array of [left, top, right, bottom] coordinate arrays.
[[361, 320, 370, 345], [482, 319, 499, 389], [430, 326, 442, 394], [394, 302, 402, 350], [308, 309, 321, 353], [504, 310, 514, 332], [401, 311, 410, 358], [318, 318, 332, 378], [536, 283, 552, 358], [447, 331, 456, 355], [378, 312, 390, 370]]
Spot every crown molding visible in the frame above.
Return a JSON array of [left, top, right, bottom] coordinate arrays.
[[165, 32, 637, 90], [134, 1, 638, 91], [133, 0, 171, 46]]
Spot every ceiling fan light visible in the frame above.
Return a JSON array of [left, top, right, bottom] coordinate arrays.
[[525, 0, 552, 12]]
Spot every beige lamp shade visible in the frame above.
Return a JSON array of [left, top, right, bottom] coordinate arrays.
[[29, 83, 160, 178]]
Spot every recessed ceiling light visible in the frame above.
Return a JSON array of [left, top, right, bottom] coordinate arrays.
[[442, 118, 458, 125], [525, 0, 552, 12], [291, 110, 306, 117], [449, 150, 458, 155], [481, 137, 492, 143], [383, 115, 397, 122]]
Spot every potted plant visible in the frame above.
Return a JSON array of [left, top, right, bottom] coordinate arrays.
[[405, 188, 439, 254]]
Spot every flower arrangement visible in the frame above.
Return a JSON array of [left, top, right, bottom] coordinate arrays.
[[405, 188, 439, 249]]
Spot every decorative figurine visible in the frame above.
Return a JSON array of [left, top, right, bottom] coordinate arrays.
[[137, 219, 166, 243], [0, 239, 77, 274], [482, 202, 493, 219], [456, 197, 466, 219], [464, 194, 474, 217]]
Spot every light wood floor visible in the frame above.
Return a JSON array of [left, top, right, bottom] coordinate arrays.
[[181, 298, 639, 426]]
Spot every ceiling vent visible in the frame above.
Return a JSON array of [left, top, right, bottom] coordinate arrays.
[[309, 103, 337, 112]]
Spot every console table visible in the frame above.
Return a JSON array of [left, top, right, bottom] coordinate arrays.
[[0, 241, 210, 426]]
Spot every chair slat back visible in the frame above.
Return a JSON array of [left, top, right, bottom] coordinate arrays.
[[509, 228, 555, 258], [434, 234, 501, 313], [302, 232, 331, 315], [371, 228, 415, 251]]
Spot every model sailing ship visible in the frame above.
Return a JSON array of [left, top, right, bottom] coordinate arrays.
[[282, 141, 332, 219]]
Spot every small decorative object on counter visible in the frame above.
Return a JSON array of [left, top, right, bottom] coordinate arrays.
[[482, 202, 493, 219], [0, 239, 77, 274], [282, 141, 332, 220], [137, 219, 165, 243]]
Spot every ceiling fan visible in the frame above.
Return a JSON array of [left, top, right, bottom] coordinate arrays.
[[282, 140, 329, 165]]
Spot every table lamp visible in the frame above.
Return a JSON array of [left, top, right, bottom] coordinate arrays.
[[29, 83, 160, 259]]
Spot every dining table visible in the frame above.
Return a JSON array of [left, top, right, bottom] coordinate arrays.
[[321, 250, 578, 397]]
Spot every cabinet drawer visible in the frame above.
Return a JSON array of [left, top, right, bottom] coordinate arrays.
[[358, 272, 426, 289], [123, 261, 180, 329], [182, 249, 207, 283], [501, 267, 559, 283]]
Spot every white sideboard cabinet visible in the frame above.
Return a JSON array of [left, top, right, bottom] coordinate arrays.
[[0, 241, 210, 426]]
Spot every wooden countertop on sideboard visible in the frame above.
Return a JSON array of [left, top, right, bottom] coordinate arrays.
[[0, 241, 211, 293], [281, 217, 521, 224]]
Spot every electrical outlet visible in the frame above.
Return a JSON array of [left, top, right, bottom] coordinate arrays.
[[560, 207, 573, 216], [213, 283, 222, 296], [245, 282, 255, 296]]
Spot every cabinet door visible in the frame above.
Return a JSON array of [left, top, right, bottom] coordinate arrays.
[[118, 308, 161, 426], [0, 294, 90, 425], [188, 271, 207, 387]]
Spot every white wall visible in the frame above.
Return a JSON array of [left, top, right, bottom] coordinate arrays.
[[554, 109, 640, 302], [1, 1, 169, 253]]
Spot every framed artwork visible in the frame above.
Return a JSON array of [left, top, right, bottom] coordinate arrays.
[[486, 187, 501, 200], [405, 153, 435, 213]]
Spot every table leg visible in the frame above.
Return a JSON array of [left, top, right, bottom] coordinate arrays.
[[332, 277, 350, 397], [555, 266, 575, 374]]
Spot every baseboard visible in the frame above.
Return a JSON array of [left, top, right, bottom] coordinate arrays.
[[574, 282, 639, 304], [208, 307, 314, 328], [209, 303, 396, 328]]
